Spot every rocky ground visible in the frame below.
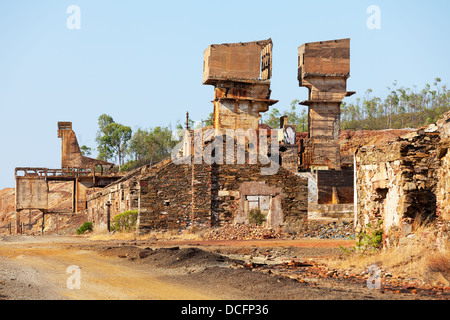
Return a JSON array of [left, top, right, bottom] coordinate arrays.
[[298, 221, 355, 239], [1, 235, 447, 302], [84, 239, 450, 300]]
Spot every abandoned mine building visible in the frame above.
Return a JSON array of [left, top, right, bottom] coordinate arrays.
[[12, 37, 448, 247], [86, 38, 357, 235]]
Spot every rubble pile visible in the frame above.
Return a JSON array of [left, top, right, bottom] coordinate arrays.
[[203, 224, 284, 240], [202, 221, 355, 240], [299, 221, 355, 239]]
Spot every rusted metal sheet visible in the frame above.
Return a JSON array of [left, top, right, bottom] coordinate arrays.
[[203, 39, 272, 85], [203, 39, 277, 131], [15, 168, 49, 211]]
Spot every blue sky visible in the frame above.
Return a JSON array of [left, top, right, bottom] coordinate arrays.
[[0, 0, 449, 189]]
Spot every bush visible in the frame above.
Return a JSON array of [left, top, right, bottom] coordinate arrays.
[[111, 210, 138, 232], [76, 222, 93, 235], [356, 220, 384, 253], [249, 208, 266, 226]]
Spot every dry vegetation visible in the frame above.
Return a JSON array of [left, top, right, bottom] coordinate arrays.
[[329, 219, 450, 286]]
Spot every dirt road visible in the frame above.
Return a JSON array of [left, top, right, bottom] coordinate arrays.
[[0, 236, 220, 300], [0, 235, 447, 301]]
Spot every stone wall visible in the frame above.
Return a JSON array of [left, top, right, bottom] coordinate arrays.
[[212, 164, 308, 231], [436, 112, 450, 222], [437, 141, 450, 221], [138, 162, 193, 233], [136, 160, 308, 235], [355, 129, 441, 246]]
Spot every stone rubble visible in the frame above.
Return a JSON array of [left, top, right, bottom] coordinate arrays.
[[202, 224, 284, 241], [298, 221, 355, 240], [202, 221, 355, 241]]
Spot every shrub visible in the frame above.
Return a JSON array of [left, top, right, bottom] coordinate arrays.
[[111, 210, 138, 232], [76, 222, 93, 235], [356, 220, 384, 253], [249, 208, 266, 226]]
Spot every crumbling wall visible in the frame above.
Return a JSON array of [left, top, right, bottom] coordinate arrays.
[[136, 159, 308, 234], [437, 144, 450, 222], [213, 164, 308, 231], [436, 113, 450, 222], [355, 129, 441, 246]]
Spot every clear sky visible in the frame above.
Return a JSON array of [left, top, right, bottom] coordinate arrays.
[[0, 0, 449, 189]]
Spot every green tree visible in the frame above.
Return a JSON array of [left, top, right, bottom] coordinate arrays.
[[263, 100, 308, 132], [340, 78, 450, 131], [128, 128, 150, 162], [263, 107, 282, 129], [96, 114, 132, 168], [127, 125, 177, 169], [80, 145, 92, 157]]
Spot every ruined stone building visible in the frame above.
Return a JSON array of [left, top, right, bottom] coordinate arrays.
[[8, 35, 449, 246], [86, 39, 309, 234], [86, 38, 365, 235], [27, 38, 356, 235], [14, 37, 398, 237], [355, 113, 450, 247]]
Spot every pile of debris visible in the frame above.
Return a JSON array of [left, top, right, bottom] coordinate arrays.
[[203, 224, 284, 240], [298, 221, 355, 239], [201, 222, 355, 240]]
